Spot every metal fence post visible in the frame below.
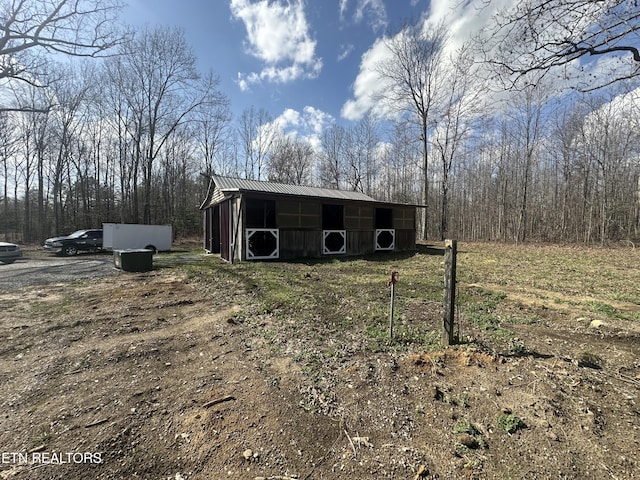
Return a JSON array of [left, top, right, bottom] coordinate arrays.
[[388, 270, 399, 339], [442, 239, 457, 346]]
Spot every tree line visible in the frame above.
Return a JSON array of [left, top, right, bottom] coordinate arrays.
[[1, 1, 639, 244]]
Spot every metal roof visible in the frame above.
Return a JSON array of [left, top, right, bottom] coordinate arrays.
[[212, 175, 380, 203]]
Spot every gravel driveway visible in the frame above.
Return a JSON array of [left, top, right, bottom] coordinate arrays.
[[0, 252, 119, 291]]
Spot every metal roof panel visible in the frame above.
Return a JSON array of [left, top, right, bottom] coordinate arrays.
[[213, 176, 379, 203]]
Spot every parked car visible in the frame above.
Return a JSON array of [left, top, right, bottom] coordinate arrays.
[[0, 241, 22, 264], [44, 229, 103, 256]]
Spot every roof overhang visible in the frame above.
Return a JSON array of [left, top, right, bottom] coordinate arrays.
[[200, 175, 425, 210]]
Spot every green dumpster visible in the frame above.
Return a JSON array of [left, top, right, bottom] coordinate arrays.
[[114, 249, 153, 272]]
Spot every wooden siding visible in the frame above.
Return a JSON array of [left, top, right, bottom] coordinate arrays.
[[210, 186, 228, 205], [345, 205, 373, 230], [232, 197, 244, 262], [395, 229, 416, 251], [393, 207, 415, 230], [346, 230, 374, 255], [277, 228, 416, 259], [277, 200, 321, 229], [279, 230, 322, 259]]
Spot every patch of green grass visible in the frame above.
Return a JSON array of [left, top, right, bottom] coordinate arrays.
[[28, 298, 75, 316], [365, 324, 389, 352], [459, 288, 515, 342], [587, 301, 617, 318], [443, 392, 470, 408], [453, 420, 475, 435], [508, 338, 527, 355], [495, 413, 525, 434], [363, 314, 441, 353], [459, 244, 640, 309], [460, 288, 506, 319], [168, 242, 640, 391]]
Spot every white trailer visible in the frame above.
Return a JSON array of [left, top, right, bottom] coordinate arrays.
[[102, 223, 172, 253]]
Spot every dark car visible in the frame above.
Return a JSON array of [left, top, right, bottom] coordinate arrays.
[[44, 229, 103, 256]]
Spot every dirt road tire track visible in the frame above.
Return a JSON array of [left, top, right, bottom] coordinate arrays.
[[0, 253, 118, 291]]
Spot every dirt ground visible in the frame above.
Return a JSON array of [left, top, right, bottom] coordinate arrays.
[[0, 246, 638, 480]]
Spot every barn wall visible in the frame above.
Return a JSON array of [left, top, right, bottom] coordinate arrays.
[[203, 207, 211, 252], [279, 230, 322, 259], [346, 230, 374, 255], [275, 201, 417, 259], [210, 187, 228, 205], [393, 207, 415, 230], [203, 206, 221, 254], [211, 192, 417, 262], [395, 229, 416, 251], [232, 196, 244, 262], [276, 199, 320, 229], [345, 205, 373, 230]]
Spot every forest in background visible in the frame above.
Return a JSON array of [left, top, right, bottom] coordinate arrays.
[[1, 1, 639, 245]]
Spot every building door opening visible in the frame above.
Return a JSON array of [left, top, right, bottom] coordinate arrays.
[[245, 198, 279, 259], [219, 200, 231, 261], [375, 207, 395, 251], [322, 204, 346, 254]]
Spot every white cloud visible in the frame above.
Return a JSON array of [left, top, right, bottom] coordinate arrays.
[[338, 44, 354, 62], [230, 0, 322, 90], [271, 106, 335, 151], [277, 108, 302, 128], [341, 37, 394, 121], [342, 0, 639, 124], [339, 0, 387, 32], [339, 0, 348, 19], [303, 106, 334, 137], [341, 0, 512, 121]]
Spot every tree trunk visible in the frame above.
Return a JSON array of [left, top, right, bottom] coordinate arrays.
[[421, 123, 429, 240]]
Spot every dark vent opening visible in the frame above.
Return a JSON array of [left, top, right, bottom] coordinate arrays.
[[248, 230, 278, 258], [322, 204, 344, 230]]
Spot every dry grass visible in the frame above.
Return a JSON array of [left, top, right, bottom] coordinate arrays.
[[167, 241, 640, 367], [457, 242, 640, 321], [2, 241, 638, 479]]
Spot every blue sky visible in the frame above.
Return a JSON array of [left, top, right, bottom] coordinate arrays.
[[123, 1, 438, 132], [121, 0, 616, 144]]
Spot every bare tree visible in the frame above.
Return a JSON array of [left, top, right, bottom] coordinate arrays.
[[193, 75, 231, 178], [238, 106, 276, 181], [102, 51, 143, 222], [432, 43, 484, 240], [484, 0, 640, 91], [267, 135, 313, 185], [112, 26, 216, 224], [48, 63, 96, 232], [549, 102, 591, 241], [376, 19, 448, 239], [508, 84, 550, 243], [581, 92, 637, 243], [0, 111, 18, 239], [343, 114, 380, 194], [0, 0, 128, 111], [157, 125, 201, 235], [382, 119, 421, 204], [317, 124, 346, 190], [12, 79, 55, 241]]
